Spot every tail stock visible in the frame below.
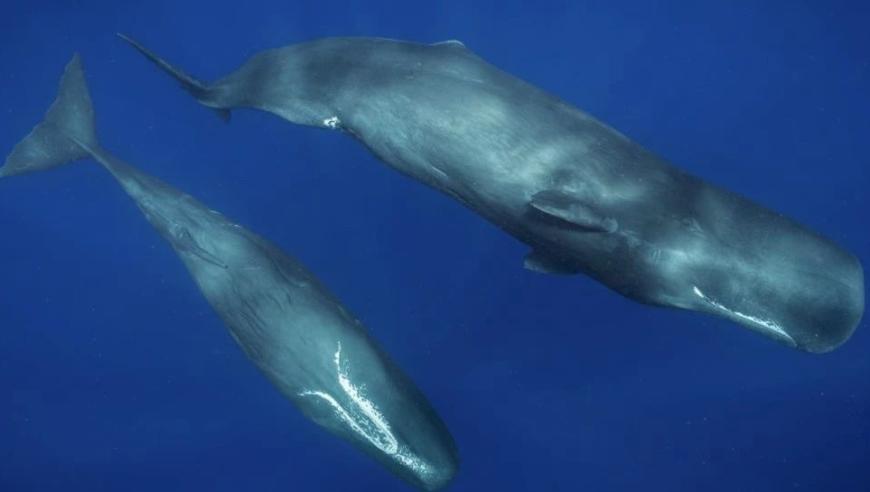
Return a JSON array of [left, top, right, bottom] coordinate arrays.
[[117, 33, 230, 122]]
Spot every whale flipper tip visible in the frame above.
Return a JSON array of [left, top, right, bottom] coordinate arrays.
[[524, 250, 581, 275]]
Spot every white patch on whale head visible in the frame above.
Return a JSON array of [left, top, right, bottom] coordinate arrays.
[[692, 285, 795, 345], [323, 116, 341, 129], [299, 342, 434, 477]]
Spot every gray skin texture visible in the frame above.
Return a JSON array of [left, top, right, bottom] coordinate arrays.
[[121, 35, 865, 353], [0, 55, 458, 491]]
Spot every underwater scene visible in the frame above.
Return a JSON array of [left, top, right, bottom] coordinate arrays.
[[1, 1, 868, 491]]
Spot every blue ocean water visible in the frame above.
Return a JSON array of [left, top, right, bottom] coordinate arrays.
[[1, 1, 868, 490]]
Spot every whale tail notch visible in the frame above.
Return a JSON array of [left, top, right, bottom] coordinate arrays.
[[0, 54, 99, 179], [116, 33, 231, 123]]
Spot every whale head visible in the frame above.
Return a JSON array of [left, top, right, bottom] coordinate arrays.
[[634, 184, 865, 353], [683, 251, 864, 352], [294, 340, 459, 491]]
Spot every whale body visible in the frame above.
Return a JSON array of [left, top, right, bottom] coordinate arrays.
[[120, 34, 864, 353], [0, 55, 458, 491]]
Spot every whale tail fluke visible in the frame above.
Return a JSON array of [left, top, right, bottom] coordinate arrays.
[[0, 54, 99, 178], [117, 33, 231, 123]]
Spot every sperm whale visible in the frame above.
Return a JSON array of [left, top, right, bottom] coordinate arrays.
[[0, 54, 458, 491], [119, 34, 864, 352]]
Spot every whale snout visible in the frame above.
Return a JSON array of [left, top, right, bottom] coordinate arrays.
[[795, 253, 864, 353], [688, 236, 865, 353], [415, 452, 459, 491], [399, 423, 459, 491]]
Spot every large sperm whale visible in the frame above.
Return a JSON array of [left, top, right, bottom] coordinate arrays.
[[0, 55, 458, 491], [118, 34, 864, 352]]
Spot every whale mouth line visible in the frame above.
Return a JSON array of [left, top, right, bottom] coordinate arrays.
[[299, 342, 434, 477], [692, 285, 796, 346]]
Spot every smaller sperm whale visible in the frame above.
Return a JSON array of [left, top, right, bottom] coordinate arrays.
[[119, 34, 864, 352], [0, 55, 458, 491]]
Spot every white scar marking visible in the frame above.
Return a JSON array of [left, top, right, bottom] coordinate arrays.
[[692, 286, 795, 344], [299, 342, 433, 476], [323, 116, 341, 129]]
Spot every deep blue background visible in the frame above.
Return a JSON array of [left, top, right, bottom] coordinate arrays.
[[2, 1, 868, 491]]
